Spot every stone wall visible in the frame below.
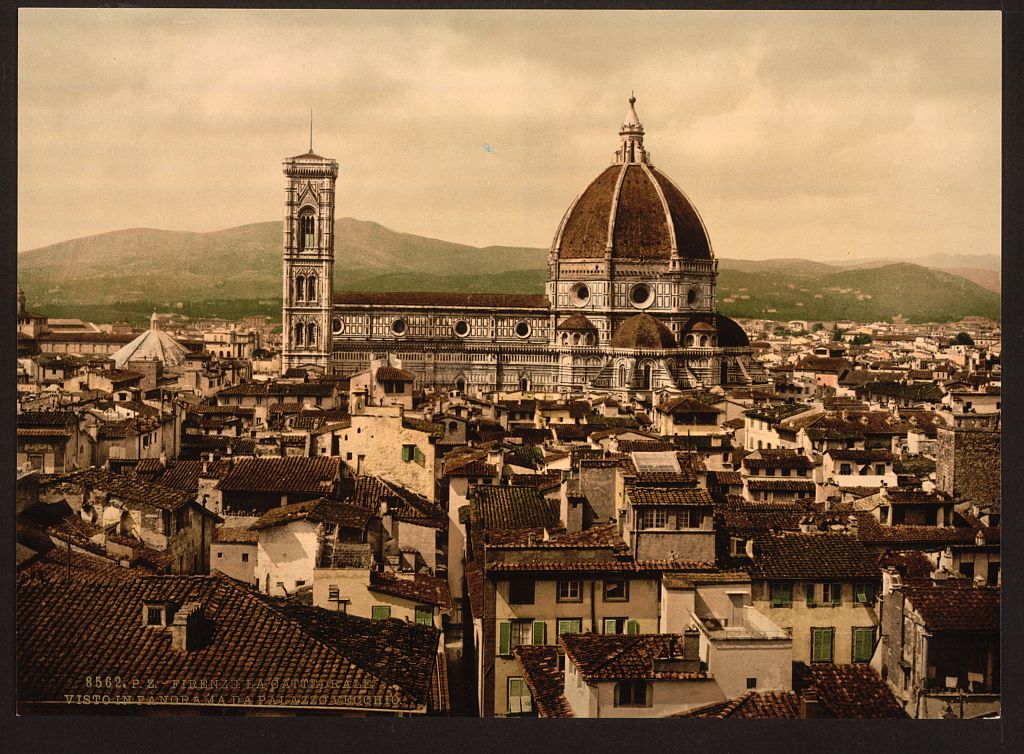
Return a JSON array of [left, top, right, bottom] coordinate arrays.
[[936, 415, 1000, 507]]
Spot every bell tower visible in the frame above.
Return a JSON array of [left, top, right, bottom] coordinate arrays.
[[281, 144, 338, 374]]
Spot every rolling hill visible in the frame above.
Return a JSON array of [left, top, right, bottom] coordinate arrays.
[[18, 220, 999, 325]]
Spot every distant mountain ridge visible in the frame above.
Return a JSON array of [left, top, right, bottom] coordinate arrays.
[[18, 219, 999, 323]]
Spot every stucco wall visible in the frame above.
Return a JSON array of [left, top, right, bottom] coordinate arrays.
[[255, 520, 320, 594]]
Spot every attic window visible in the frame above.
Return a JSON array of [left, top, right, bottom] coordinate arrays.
[[147, 607, 163, 626]]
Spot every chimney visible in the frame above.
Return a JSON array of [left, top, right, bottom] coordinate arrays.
[[847, 514, 859, 536], [973, 574, 987, 588], [798, 516, 815, 534], [800, 690, 822, 719], [170, 602, 206, 652], [683, 628, 700, 660]]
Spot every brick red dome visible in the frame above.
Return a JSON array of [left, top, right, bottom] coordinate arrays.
[[552, 162, 713, 261]]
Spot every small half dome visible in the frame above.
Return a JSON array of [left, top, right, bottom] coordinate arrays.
[[557, 314, 598, 331], [611, 313, 676, 349]]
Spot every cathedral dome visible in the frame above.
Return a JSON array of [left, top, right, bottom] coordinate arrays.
[[551, 97, 712, 262], [611, 313, 676, 349]]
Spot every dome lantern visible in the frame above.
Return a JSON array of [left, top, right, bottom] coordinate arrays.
[[614, 94, 649, 165]]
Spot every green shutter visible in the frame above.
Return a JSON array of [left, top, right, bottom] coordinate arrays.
[[415, 606, 433, 626], [558, 618, 582, 636], [604, 618, 617, 634], [832, 583, 842, 606], [806, 584, 816, 606], [499, 621, 512, 655], [533, 620, 546, 645], [401, 445, 411, 462], [853, 628, 874, 662], [371, 605, 391, 621], [625, 619, 640, 635]]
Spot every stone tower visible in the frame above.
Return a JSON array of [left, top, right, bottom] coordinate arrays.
[[281, 147, 339, 374]]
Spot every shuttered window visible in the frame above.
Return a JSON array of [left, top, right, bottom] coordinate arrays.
[[770, 582, 792, 608], [532, 620, 547, 645], [557, 618, 583, 636], [371, 605, 391, 621], [852, 627, 875, 663], [499, 621, 512, 656], [507, 677, 533, 715], [811, 628, 835, 663], [625, 619, 640, 635], [415, 606, 433, 626], [854, 582, 875, 605]]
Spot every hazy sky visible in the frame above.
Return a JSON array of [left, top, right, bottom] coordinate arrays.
[[19, 9, 1000, 262]]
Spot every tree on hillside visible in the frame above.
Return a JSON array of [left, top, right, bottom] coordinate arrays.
[[850, 334, 873, 346]]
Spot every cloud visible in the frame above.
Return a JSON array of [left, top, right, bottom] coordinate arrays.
[[18, 8, 1000, 264]]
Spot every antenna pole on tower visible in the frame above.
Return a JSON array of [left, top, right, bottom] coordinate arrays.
[[309, 108, 313, 152]]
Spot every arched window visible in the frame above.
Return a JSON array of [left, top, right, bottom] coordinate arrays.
[[618, 364, 627, 387], [686, 334, 696, 348], [299, 209, 316, 251], [572, 333, 582, 346], [641, 362, 653, 390], [455, 377, 466, 393], [699, 334, 709, 347], [306, 322, 317, 349], [720, 361, 729, 385], [307, 274, 317, 302], [295, 274, 305, 302], [519, 376, 530, 392], [294, 321, 304, 346], [561, 332, 569, 345]]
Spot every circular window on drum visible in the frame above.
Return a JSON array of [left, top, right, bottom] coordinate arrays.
[[628, 283, 655, 309], [570, 282, 591, 307], [514, 320, 532, 339], [453, 319, 470, 337], [390, 318, 408, 336], [687, 287, 700, 307], [331, 318, 343, 335]]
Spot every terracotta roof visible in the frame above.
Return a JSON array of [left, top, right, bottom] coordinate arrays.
[[485, 523, 627, 551], [443, 453, 498, 478], [55, 468, 195, 512], [368, 572, 452, 609], [678, 691, 801, 718], [332, 290, 549, 310], [513, 646, 574, 717], [376, 366, 414, 382], [555, 163, 711, 261], [213, 526, 258, 544], [561, 633, 710, 681], [902, 583, 1000, 632], [154, 459, 233, 491], [826, 448, 894, 462], [748, 532, 880, 580], [251, 498, 371, 531], [656, 396, 723, 415], [853, 513, 986, 547], [486, 559, 714, 574], [745, 478, 816, 493], [793, 663, 908, 718], [627, 488, 713, 507], [465, 561, 485, 619], [743, 451, 815, 470], [709, 470, 743, 486], [17, 565, 440, 712], [610, 313, 676, 349], [857, 380, 944, 402], [217, 457, 340, 494], [469, 485, 561, 530], [17, 411, 77, 428]]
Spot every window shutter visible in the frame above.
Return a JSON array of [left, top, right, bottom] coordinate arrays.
[[401, 445, 411, 462], [832, 583, 842, 606], [806, 584, 816, 606], [533, 620, 546, 645], [855, 583, 866, 603], [499, 621, 512, 655], [604, 618, 617, 634], [645, 682, 654, 707], [825, 629, 834, 661], [522, 684, 533, 713], [625, 619, 640, 635]]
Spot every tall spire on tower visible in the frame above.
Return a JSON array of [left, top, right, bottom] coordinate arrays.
[[614, 93, 649, 165]]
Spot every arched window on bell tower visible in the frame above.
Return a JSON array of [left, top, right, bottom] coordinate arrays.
[[307, 274, 317, 302], [641, 362, 653, 390], [307, 322, 317, 349], [294, 321, 305, 347], [299, 209, 316, 252], [295, 274, 305, 302], [618, 364, 627, 388]]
